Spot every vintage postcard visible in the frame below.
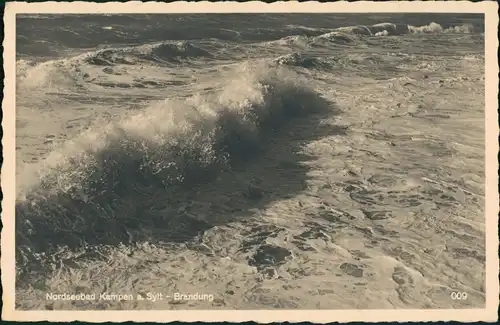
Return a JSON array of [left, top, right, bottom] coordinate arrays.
[[2, 1, 499, 322]]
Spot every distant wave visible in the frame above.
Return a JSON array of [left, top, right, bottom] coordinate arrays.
[[16, 41, 215, 90], [267, 30, 357, 48], [264, 35, 311, 47], [245, 25, 329, 42], [274, 53, 335, 70], [84, 41, 213, 66], [282, 24, 330, 36], [15, 63, 332, 264], [368, 23, 410, 36], [312, 31, 357, 45], [335, 22, 474, 36], [267, 21, 476, 50], [16, 58, 82, 90], [228, 21, 474, 42]]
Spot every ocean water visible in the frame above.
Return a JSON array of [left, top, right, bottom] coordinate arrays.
[[15, 14, 485, 310]]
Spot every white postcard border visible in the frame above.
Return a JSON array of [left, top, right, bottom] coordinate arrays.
[[2, 1, 499, 322]]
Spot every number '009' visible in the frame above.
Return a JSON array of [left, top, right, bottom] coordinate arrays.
[[450, 292, 468, 300]]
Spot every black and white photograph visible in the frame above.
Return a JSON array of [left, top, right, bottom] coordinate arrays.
[[2, 1, 498, 322]]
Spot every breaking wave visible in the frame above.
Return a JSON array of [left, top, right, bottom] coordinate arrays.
[[15, 63, 332, 264], [408, 22, 475, 34]]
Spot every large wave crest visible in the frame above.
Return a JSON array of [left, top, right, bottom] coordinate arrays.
[[15, 63, 332, 265]]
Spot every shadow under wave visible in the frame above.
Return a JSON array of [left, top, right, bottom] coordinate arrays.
[[15, 64, 345, 282]]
